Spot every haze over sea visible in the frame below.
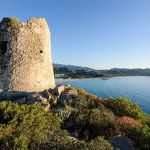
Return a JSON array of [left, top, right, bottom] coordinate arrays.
[[56, 76, 150, 114]]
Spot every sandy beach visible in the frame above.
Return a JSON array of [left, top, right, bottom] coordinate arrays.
[[55, 78, 102, 83]]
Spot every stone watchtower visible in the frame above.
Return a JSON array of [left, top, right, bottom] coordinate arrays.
[[0, 17, 55, 92]]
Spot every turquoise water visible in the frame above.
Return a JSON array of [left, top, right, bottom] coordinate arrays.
[[56, 76, 150, 114]]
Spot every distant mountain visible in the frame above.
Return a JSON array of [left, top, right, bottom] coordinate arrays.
[[53, 63, 150, 78], [105, 68, 150, 76], [53, 63, 95, 71]]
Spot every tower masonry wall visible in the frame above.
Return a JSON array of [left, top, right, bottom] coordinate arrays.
[[0, 17, 55, 92]]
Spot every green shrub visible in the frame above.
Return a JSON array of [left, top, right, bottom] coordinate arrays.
[[43, 130, 87, 150], [42, 131, 112, 150], [124, 125, 150, 150], [75, 108, 119, 139], [87, 136, 113, 150], [74, 88, 104, 110], [106, 97, 150, 124], [0, 101, 60, 149]]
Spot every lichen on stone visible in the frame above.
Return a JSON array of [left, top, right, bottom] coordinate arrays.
[[0, 17, 19, 32], [0, 17, 19, 27]]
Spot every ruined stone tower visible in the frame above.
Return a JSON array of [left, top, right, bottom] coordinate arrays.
[[0, 17, 55, 92]]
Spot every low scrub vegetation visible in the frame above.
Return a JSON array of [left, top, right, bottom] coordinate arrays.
[[0, 88, 150, 149], [0, 101, 60, 149], [106, 97, 150, 125]]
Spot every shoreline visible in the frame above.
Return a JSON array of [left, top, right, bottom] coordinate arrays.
[[55, 78, 97, 83], [55, 76, 150, 83]]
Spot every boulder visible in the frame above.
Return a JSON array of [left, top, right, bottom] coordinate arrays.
[[60, 88, 78, 106], [109, 136, 135, 150], [26, 92, 50, 111], [26, 93, 47, 103], [52, 84, 71, 98], [52, 95, 59, 105], [64, 84, 71, 89], [0, 91, 28, 101], [53, 106, 73, 121], [52, 85, 65, 97], [0, 90, 51, 111], [39, 89, 51, 100], [14, 97, 27, 105], [70, 131, 78, 138], [26, 92, 41, 104]]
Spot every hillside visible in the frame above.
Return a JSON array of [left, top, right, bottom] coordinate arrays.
[[0, 85, 150, 149], [53, 64, 150, 78], [53, 63, 95, 71], [105, 68, 150, 76]]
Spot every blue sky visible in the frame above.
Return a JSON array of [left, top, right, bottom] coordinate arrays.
[[0, 0, 150, 69]]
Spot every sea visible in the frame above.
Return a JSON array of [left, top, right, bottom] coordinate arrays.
[[56, 76, 150, 114]]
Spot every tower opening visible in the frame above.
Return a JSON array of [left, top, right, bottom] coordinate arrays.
[[0, 41, 8, 55]]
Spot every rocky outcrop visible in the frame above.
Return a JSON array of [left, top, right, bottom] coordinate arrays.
[[0, 91, 28, 101], [51, 84, 71, 105], [39, 89, 52, 100], [52, 84, 71, 97], [0, 84, 108, 113], [0, 84, 73, 111], [13, 92, 50, 111], [60, 87, 78, 106], [109, 136, 135, 150]]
